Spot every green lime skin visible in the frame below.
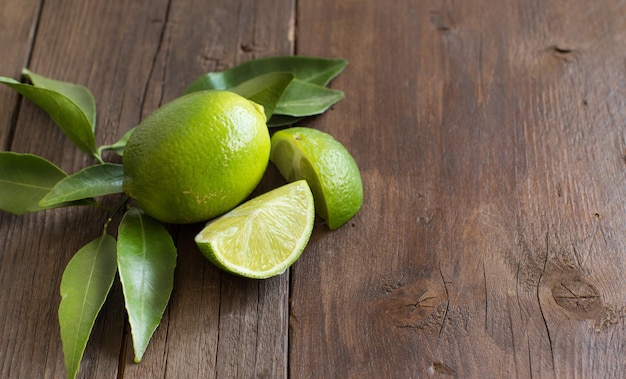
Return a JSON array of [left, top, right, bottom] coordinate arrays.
[[123, 90, 270, 224], [270, 127, 363, 230]]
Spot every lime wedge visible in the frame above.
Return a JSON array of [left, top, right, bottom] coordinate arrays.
[[270, 127, 363, 230], [194, 180, 315, 279]]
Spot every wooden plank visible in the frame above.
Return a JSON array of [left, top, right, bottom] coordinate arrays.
[[1, 0, 294, 378], [0, 0, 42, 146], [3, 0, 625, 378], [1, 0, 168, 378], [117, 1, 294, 378], [292, 0, 626, 377]]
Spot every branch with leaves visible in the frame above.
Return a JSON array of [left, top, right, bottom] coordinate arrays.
[[0, 56, 347, 379]]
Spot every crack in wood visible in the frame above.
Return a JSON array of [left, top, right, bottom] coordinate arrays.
[[536, 229, 556, 373], [438, 265, 450, 338]]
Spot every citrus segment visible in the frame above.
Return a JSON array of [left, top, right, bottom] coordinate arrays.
[[194, 180, 315, 279], [270, 127, 363, 230], [122, 90, 269, 224]]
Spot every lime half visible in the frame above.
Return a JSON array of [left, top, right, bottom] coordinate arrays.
[[194, 180, 315, 279], [270, 127, 363, 230]]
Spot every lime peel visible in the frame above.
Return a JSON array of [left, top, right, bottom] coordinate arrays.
[[270, 127, 363, 230], [122, 90, 269, 224]]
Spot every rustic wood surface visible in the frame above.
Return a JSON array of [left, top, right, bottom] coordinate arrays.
[[1, 0, 625, 378]]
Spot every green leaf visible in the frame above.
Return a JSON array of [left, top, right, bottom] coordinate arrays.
[[23, 69, 96, 128], [184, 56, 348, 94], [98, 127, 135, 157], [117, 208, 177, 362], [0, 152, 93, 214], [59, 234, 117, 379], [267, 114, 303, 127], [184, 57, 347, 117], [39, 163, 124, 207], [0, 73, 98, 157], [274, 80, 345, 117], [229, 72, 294, 119]]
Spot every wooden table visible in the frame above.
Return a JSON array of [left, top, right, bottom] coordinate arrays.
[[2, 0, 625, 377]]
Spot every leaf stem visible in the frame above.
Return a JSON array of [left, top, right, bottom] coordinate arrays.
[[94, 152, 105, 164], [102, 195, 130, 234]]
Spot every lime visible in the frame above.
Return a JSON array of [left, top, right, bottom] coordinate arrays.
[[122, 90, 270, 224], [194, 180, 315, 279], [270, 127, 363, 230]]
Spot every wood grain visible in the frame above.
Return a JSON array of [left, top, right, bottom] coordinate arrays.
[[1, 0, 293, 378], [0, 0, 40, 147], [2, 0, 171, 377], [292, 0, 626, 377], [118, 1, 294, 378], [1, 0, 625, 378]]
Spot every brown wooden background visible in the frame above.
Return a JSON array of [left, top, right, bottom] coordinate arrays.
[[2, 0, 626, 378]]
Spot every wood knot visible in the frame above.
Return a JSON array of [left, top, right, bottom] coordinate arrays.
[[240, 43, 266, 53], [552, 45, 573, 54], [550, 275, 602, 319], [428, 361, 457, 377], [417, 207, 441, 226], [549, 44, 578, 62], [429, 10, 455, 33], [377, 278, 446, 329]]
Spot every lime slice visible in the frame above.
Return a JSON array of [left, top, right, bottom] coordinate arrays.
[[270, 127, 363, 230], [194, 180, 315, 279]]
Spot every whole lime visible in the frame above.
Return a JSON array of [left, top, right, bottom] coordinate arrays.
[[122, 90, 270, 224]]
